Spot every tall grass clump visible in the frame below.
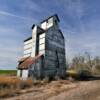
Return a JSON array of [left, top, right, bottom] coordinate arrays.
[[0, 76, 33, 98]]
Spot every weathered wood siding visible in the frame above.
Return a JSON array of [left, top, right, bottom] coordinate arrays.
[[44, 26, 66, 77], [29, 56, 44, 79]]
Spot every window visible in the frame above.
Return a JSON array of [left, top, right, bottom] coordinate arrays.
[[39, 33, 45, 39]]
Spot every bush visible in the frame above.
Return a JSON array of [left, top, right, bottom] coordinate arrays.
[[66, 70, 77, 78], [66, 69, 92, 80], [77, 70, 91, 80], [70, 52, 100, 77]]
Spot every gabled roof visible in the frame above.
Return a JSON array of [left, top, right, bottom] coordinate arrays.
[[18, 54, 43, 69], [40, 14, 60, 24]]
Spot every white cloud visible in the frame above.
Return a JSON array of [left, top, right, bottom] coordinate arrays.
[[0, 43, 23, 69], [0, 10, 34, 21], [63, 27, 100, 62]]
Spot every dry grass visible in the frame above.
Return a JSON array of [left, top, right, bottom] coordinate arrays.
[[45, 80, 75, 95], [0, 76, 51, 98], [0, 76, 33, 98], [0, 76, 76, 99]]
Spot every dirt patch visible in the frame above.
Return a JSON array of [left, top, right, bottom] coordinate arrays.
[[47, 80, 100, 100], [4, 80, 77, 100]]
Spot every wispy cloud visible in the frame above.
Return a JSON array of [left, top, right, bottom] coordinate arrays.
[[0, 10, 34, 21]]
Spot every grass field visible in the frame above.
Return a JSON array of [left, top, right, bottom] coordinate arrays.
[[0, 70, 17, 75]]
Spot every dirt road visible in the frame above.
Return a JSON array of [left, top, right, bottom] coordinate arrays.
[[4, 80, 100, 100]]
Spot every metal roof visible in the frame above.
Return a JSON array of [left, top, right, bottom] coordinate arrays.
[[18, 54, 43, 69], [40, 14, 60, 24]]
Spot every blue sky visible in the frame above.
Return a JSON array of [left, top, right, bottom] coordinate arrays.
[[0, 0, 100, 69]]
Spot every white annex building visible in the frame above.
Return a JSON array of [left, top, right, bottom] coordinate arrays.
[[17, 14, 66, 80]]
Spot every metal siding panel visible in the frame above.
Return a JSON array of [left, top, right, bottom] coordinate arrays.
[[39, 44, 45, 50], [24, 39, 32, 45], [24, 54, 31, 57], [48, 39, 64, 49], [39, 33, 45, 39], [24, 48, 32, 54], [39, 38, 45, 44], [47, 23, 53, 28], [24, 43, 32, 49], [41, 22, 47, 30], [39, 50, 45, 55]]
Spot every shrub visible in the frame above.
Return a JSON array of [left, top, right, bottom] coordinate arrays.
[[66, 69, 92, 80], [77, 70, 91, 80], [66, 70, 77, 78]]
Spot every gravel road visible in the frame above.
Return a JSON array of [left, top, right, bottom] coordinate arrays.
[[4, 80, 100, 100]]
